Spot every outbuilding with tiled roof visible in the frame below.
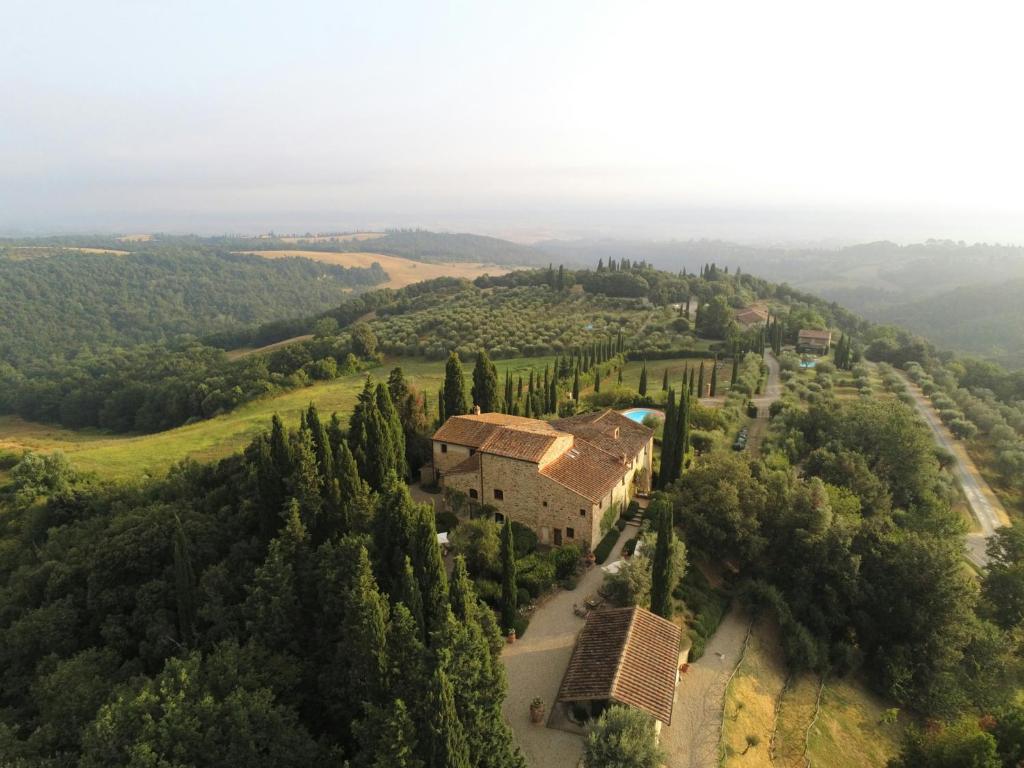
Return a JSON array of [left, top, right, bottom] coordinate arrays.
[[556, 606, 682, 725]]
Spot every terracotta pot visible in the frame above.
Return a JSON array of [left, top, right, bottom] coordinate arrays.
[[506, 630, 517, 644], [530, 702, 545, 724]]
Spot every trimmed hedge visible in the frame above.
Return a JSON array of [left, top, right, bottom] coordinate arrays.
[[593, 528, 621, 564]]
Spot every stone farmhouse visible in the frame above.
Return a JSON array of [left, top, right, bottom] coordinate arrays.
[[428, 409, 653, 550], [797, 328, 832, 355]]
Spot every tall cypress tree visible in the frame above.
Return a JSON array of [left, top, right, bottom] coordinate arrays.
[[697, 361, 705, 398], [572, 367, 580, 402], [659, 390, 677, 490], [638, 363, 648, 396], [471, 350, 500, 413], [377, 382, 408, 480], [428, 666, 471, 768], [542, 366, 550, 413], [343, 546, 390, 705], [374, 475, 419, 597], [688, 367, 696, 397], [448, 555, 475, 623], [333, 439, 370, 535], [649, 500, 675, 619], [401, 555, 426, 638], [731, 355, 739, 386], [412, 505, 449, 637], [443, 352, 469, 419], [500, 519, 517, 633], [661, 368, 668, 392], [710, 359, 719, 397], [306, 403, 334, 489], [549, 370, 558, 414], [594, 367, 601, 393], [290, 426, 324, 530]]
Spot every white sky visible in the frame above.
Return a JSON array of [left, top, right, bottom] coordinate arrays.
[[3, 0, 1024, 241]]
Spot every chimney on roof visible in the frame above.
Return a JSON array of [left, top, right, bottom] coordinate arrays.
[[613, 427, 620, 439], [472, 405, 481, 415]]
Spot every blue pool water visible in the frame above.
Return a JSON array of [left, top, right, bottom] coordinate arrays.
[[620, 408, 664, 423], [800, 361, 817, 369]]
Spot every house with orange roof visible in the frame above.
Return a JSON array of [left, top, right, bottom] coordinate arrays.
[[429, 409, 653, 549]]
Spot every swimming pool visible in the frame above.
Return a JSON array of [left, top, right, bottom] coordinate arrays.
[[800, 361, 817, 369], [620, 407, 664, 423]]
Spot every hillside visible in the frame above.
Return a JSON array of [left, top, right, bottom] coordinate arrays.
[[235, 248, 512, 289], [874, 278, 1024, 369], [0, 245, 386, 366], [239, 229, 550, 266]]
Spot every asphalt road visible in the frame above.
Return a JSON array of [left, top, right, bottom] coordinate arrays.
[[896, 371, 1008, 567]]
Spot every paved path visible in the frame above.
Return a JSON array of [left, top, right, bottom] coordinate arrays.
[[660, 608, 751, 768], [896, 371, 1009, 567], [502, 533, 630, 768]]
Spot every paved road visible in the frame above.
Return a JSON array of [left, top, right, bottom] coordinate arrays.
[[896, 371, 1009, 567]]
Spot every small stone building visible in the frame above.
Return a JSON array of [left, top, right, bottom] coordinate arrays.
[[428, 409, 653, 549], [556, 606, 682, 729], [796, 329, 832, 354]]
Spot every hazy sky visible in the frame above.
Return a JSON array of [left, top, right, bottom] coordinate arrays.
[[4, 0, 1024, 241]]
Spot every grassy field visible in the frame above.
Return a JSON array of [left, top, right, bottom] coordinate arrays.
[[234, 249, 512, 290], [721, 620, 903, 767], [0, 355, 713, 481], [721, 619, 787, 767]]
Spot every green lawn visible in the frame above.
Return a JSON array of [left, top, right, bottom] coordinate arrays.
[[0, 355, 556, 481], [0, 354, 729, 481]]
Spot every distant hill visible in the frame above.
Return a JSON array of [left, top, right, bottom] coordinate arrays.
[[240, 229, 550, 266], [0, 245, 386, 366], [875, 279, 1024, 369], [538, 238, 1024, 366]]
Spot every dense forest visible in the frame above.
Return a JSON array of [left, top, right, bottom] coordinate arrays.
[[0, 384, 525, 766], [0, 245, 386, 366]]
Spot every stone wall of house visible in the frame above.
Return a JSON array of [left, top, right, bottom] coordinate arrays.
[[432, 440, 472, 475]]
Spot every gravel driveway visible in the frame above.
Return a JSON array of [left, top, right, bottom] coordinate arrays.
[[502, 534, 629, 768], [660, 607, 751, 768]]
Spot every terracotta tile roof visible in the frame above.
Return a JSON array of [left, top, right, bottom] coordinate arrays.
[[432, 413, 557, 448], [798, 329, 832, 341], [539, 442, 627, 502], [480, 429, 559, 464], [553, 410, 651, 460], [735, 307, 768, 326], [557, 607, 681, 724], [432, 409, 651, 476]]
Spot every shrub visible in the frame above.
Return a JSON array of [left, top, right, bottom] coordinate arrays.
[[474, 578, 501, 607], [615, 519, 627, 532], [561, 575, 579, 591], [624, 499, 640, 519], [511, 521, 538, 556], [516, 587, 531, 607], [450, 518, 500, 576], [552, 544, 581, 579], [622, 537, 640, 557], [593, 529, 620, 564], [512, 614, 530, 639], [517, 554, 557, 597]]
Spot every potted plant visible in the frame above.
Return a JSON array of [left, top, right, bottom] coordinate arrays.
[[529, 697, 545, 724], [506, 628, 517, 644], [584, 549, 596, 567]]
